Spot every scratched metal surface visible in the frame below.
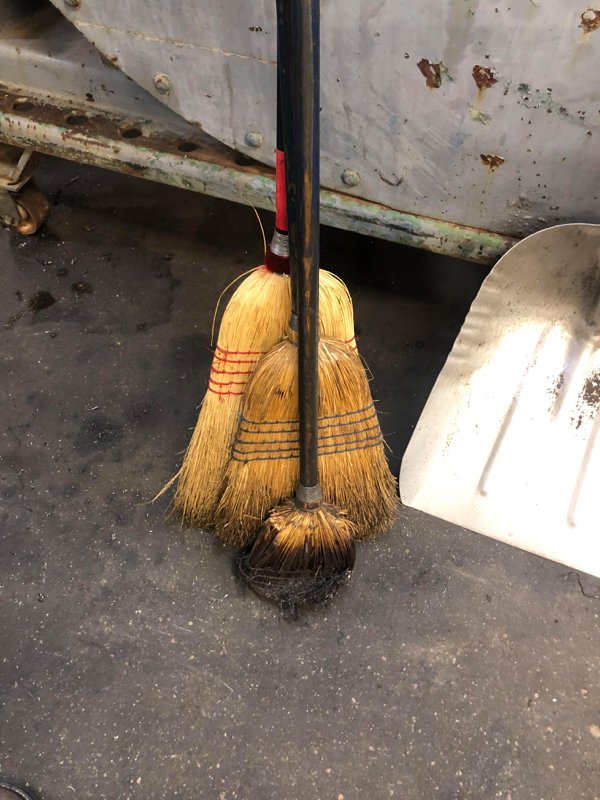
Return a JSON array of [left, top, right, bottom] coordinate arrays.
[[49, 0, 600, 238]]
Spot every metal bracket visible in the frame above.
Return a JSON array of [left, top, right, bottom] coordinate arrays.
[[0, 141, 49, 233], [296, 483, 324, 509], [0, 143, 43, 229], [0, 143, 38, 190], [0, 189, 20, 227]]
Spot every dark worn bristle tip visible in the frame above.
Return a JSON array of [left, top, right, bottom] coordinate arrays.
[[235, 551, 353, 607], [234, 500, 356, 606]]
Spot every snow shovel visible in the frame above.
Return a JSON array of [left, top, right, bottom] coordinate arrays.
[[400, 223, 600, 578]]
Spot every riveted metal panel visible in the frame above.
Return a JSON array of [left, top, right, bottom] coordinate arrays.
[[48, 0, 600, 240]]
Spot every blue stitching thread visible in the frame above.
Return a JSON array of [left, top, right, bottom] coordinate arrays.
[[231, 436, 384, 463], [233, 420, 381, 449], [239, 403, 375, 431]]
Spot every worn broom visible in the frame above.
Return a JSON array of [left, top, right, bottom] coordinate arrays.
[[221, 0, 398, 565], [169, 6, 355, 529], [238, 0, 355, 603]]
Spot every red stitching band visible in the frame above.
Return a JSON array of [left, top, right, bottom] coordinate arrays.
[[208, 387, 245, 397], [215, 346, 266, 356], [210, 366, 255, 376], [275, 149, 288, 233], [212, 353, 262, 365], [209, 377, 248, 387]]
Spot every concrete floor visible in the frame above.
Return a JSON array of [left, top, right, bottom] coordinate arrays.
[[1, 158, 600, 800]]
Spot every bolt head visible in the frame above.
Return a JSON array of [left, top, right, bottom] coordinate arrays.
[[64, 0, 81, 7], [245, 131, 263, 148], [342, 168, 361, 187], [153, 73, 172, 94]]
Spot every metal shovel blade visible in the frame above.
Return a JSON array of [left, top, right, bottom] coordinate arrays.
[[400, 224, 600, 577]]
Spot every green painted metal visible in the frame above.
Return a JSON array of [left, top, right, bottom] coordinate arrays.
[[0, 99, 516, 264]]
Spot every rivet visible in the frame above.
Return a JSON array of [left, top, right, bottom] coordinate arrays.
[[342, 168, 361, 187], [153, 73, 172, 94], [64, 0, 81, 7], [245, 131, 263, 148]]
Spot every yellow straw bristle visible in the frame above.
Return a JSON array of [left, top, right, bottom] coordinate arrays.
[[215, 337, 298, 543], [171, 267, 356, 528], [215, 336, 398, 546], [173, 266, 290, 527], [248, 499, 356, 573], [317, 339, 398, 540], [319, 269, 356, 350]]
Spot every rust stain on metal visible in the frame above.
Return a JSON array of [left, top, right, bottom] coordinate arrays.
[[417, 59, 442, 89], [100, 54, 120, 70], [472, 65, 497, 90], [480, 154, 505, 171], [580, 8, 600, 32]]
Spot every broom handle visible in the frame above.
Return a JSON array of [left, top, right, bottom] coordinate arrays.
[[265, 93, 289, 273], [286, 0, 322, 505], [265, 8, 291, 274], [274, 73, 288, 236], [276, 0, 297, 315]]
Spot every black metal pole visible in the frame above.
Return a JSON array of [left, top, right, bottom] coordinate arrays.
[[285, 0, 321, 505]]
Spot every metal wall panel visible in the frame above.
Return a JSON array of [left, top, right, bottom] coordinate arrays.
[[38, 0, 600, 238]]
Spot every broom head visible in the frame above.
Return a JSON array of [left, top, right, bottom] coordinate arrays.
[[236, 499, 356, 606], [171, 267, 356, 530], [172, 265, 291, 527], [216, 335, 398, 545]]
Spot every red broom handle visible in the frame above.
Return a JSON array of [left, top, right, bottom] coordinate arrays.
[[275, 148, 288, 234]]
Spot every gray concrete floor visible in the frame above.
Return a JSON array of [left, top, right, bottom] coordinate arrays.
[[1, 158, 600, 800]]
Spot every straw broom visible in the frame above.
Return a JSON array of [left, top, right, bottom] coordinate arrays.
[[169, 11, 355, 529], [171, 267, 353, 529], [215, 331, 397, 547], [224, 0, 397, 592]]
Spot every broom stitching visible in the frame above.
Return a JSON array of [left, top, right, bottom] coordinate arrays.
[[209, 377, 249, 387], [240, 402, 376, 428], [214, 346, 267, 356], [210, 366, 256, 376], [231, 435, 384, 462], [238, 417, 378, 436], [234, 421, 382, 448], [318, 432, 385, 452], [207, 387, 245, 396], [239, 410, 378, 436], [212, 356, 263, 365], [234, 429, 383, 454]]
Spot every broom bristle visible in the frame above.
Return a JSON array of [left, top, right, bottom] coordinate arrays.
[[173, 266, 290, 527], [214, 337, 298, 543], [319, 269, 356, 350], [236, 499, 356, 606], [215, 337, 398, 546], [171, 267, 356, 528]]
